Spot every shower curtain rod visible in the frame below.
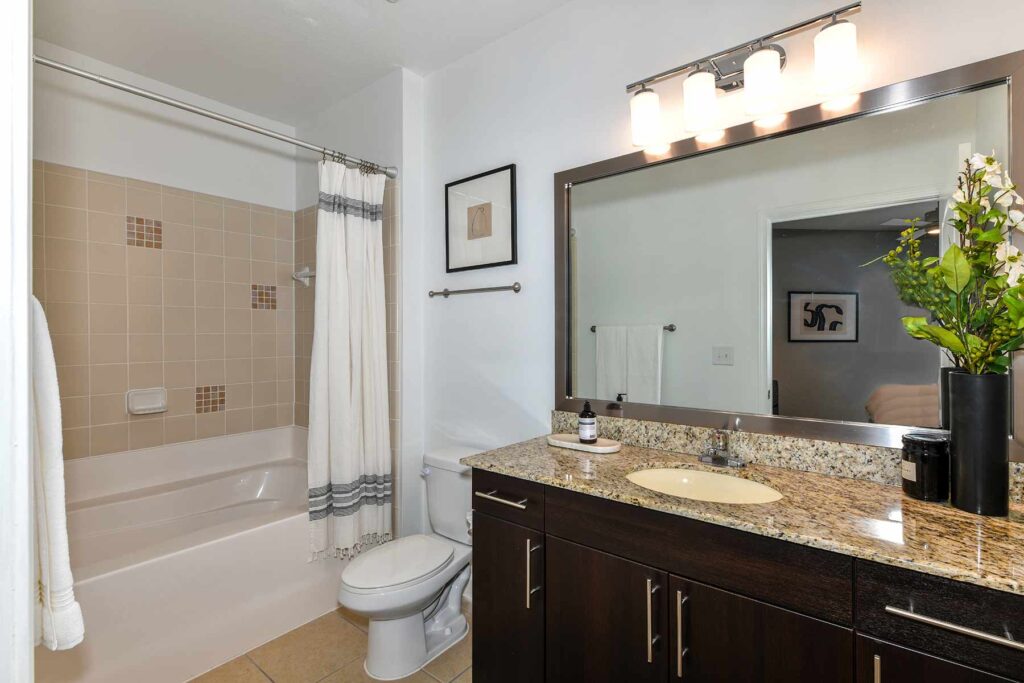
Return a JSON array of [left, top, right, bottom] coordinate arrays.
[[33, 55, 399, 179]]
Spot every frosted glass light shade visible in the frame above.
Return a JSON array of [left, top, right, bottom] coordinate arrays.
[[683, 71, 720, 135], [630, 88, 663, 149], [814, 20, 859, 100], [743, 47, 783, 120]]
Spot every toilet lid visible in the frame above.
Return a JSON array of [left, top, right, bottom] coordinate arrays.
[[342, 534, 454, 591]]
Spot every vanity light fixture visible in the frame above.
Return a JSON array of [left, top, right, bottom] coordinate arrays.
[[625, 2, 861, 143], [743, 45, 786, 126], [682, 69, 724, 143], [630, 85, 669, 154], [814, 16, 860, 109]]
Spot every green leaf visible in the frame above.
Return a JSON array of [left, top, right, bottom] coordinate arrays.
[[940, 245, 971, 293], [1003, 294, 1024, 320], [976, 227, 1004, 243], [921, 257, 939, 267], [901, 317, 967, 355]]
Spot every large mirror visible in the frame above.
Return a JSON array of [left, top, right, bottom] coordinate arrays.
[[557, 58, 1024, 448]]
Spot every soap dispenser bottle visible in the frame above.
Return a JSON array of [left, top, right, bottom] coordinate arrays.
[[579, 401, 597, 444]]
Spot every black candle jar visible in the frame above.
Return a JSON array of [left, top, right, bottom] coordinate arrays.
[[901, 433, 950, 503]]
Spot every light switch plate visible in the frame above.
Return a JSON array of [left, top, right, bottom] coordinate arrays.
[[712, 346, 734, 366]]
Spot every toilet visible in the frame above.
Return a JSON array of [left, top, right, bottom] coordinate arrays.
[[338, 446, 475, 681]]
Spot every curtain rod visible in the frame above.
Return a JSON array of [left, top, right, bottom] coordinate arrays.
[[33, 55, 399, 179]]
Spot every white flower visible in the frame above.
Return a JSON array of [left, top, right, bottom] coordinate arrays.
[[988, 172, 1006, 188], [981, 196, 992, 211], [997, 243, 1024, 283], [953, 187, 967, 203], [1008, 263, 1024, 285], [969, 152, 990, 171], [996, 189, 1022, 208], [1009, 208, 1024, 225]]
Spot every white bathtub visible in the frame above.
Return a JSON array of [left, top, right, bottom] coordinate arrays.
[[35, 427, 341, 683]]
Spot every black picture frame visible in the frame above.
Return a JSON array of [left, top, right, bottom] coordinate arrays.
[[787, 291, 859, 343], [444, 164, 517, 273]]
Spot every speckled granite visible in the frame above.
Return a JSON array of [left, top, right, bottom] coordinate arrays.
[[463, 437, 1024, 596], [552, 411, 1024, 503]]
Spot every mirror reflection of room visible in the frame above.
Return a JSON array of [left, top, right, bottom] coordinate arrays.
[[569, 84, 1007, 428]]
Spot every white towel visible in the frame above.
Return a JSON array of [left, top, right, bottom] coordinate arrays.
[[627, 325, 664, 405], [595, 326, 628, 401], [31, 296, 84, 650]]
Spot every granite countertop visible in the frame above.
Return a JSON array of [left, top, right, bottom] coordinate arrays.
[[462, 437, 1024, 596]]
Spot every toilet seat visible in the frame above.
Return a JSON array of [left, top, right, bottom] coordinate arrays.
[[341, 534, 454, 593]]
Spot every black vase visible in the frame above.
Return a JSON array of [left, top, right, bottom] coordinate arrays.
[[949, 372, 1009, 516], [939, 366, 960, 429]]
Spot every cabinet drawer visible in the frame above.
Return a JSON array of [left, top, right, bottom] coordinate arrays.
[[545, 485, 853, 624], [855, 560, 1024, 681], [471, 469, 545, 531]]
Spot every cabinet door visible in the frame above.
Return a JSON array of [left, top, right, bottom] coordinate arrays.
[[856, 634, 1015, 682], [545, 536, 668, 683], [669, 576, 853, 682], [472, 512, 544, 683]]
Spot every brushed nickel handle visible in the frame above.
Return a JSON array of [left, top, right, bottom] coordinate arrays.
[[525, 540, 541, 609], [884, 606, 1024, 652], [475, 490, 528, 510], [873, 654, 881, 683], [646, 579, 661, 664], [676, 591, 689, 678]]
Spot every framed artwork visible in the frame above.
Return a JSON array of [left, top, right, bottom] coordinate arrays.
[[445, 164, 517, 272], [788, 291, 859, 342]]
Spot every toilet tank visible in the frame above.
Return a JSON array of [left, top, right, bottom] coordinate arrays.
[[423, 446, 477, 546]]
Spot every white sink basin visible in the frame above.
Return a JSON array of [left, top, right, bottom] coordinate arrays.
[[626, 468, 783, 504]]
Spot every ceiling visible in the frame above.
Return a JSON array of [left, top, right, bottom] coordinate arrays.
[[775, 201, 941, 232], [34, 0, 570, 124]]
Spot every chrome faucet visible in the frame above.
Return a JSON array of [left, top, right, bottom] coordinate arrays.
[[699, 417, 745, 468]]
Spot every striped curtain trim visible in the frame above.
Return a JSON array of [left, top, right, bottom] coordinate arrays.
[[308, 474, 393, 521], [318, 191, 383, 221]]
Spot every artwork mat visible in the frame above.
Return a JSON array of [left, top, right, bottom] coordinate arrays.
[[787, 291, 859, 343], [445, 164, 517, 272]]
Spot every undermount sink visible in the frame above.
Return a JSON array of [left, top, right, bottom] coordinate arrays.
[[626, 468, 783, 504]]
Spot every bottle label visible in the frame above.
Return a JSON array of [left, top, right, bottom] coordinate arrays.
[[579, 419, 596, 441], [901, 459, 917, 482]]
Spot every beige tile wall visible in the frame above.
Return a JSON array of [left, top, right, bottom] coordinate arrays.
[[293, 179, 401, 468], [32, 160, 296, 458]]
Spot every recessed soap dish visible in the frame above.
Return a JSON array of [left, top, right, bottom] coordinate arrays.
[[126, 387, 167, 415]]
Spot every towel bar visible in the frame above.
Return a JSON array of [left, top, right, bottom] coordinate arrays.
[[428, 282, 522, 298], [590, 324, 676, 332]]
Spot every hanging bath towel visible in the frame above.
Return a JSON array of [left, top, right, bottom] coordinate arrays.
[[31, 296, 85, 650], [307, 161, 392, 560]]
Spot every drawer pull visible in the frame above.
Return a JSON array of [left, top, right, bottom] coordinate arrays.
[[873, 654, 880, 683], [884, 605, 1024, 652], [475, 490, 528, 510]]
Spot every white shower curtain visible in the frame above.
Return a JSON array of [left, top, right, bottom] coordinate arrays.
[[307, 160, 392, 560]]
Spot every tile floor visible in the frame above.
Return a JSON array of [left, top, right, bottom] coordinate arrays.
[[192, 608, 472, 683]]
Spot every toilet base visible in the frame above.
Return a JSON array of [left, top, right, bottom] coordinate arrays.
[[363, 565, 471, 680]]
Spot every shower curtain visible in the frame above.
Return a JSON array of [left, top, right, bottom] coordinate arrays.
[[307, 160, 392, 560]]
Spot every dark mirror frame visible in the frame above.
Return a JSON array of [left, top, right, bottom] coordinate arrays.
[[554, 49, 1024, 456]]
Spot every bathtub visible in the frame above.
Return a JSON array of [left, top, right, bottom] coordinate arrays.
[[35, 427, 341, 683]]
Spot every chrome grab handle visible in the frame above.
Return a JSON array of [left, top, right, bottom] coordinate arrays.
[[475, 489, 527, 510], [884, 606, 1024, 652], [525, 540, 541, 609], [873, 654, 881, 683], [676, 591, 689, 678], [646, 579, 661, 664]]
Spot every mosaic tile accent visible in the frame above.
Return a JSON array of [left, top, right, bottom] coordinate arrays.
[[195, 385, 226, 413], [125, 216, 162, 249], [462, 437, 1024, 596], [251, 284, 277, 310]]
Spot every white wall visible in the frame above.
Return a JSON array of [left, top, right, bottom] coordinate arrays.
[[571, 87, 1005, 415], [33, 41, 297, 209], [419, 0, 1024, 452]]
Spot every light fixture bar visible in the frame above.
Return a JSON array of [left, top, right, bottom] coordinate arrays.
[[624, 1, 861, 93]]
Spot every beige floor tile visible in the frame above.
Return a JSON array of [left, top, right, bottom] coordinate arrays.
[[423, 629, 472, 683], [247, 611, 367, 683], [336, 606, 369, 633], [451, 669, 472, 683], [319, 658, 435, 683], [190, 655, 270, 682]]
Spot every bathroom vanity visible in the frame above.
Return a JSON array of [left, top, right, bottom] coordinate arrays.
[[465, 440, 1024, 683]]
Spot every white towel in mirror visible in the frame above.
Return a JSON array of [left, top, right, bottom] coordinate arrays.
[[595, 326, 628, 401], [626, 325, 663, 405]]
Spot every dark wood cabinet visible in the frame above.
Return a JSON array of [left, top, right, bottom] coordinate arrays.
[[545, 536, 668, 683], [856, 635, 1015, 682], [670, 576, 853, 682], [470, 469, 1023, 683], [471, 512, 544, 683]]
